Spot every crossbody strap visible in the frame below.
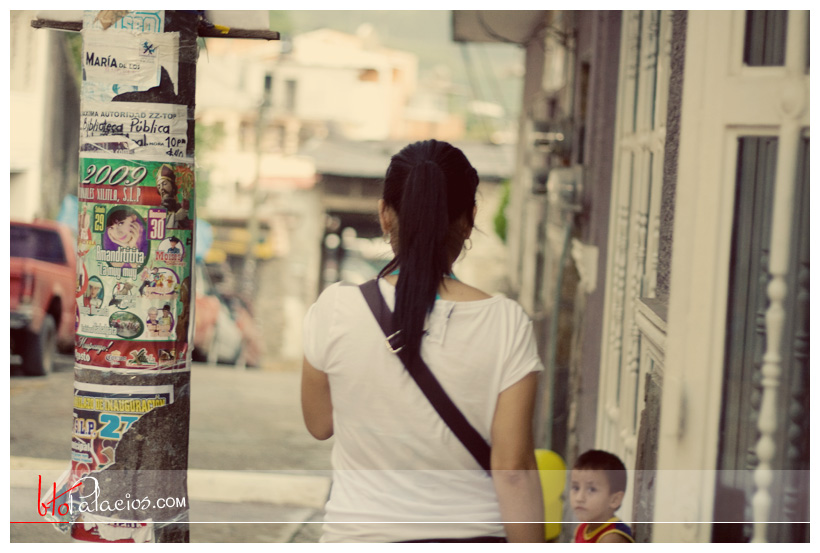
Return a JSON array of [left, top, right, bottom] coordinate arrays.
[[359, 279, 491, 474]]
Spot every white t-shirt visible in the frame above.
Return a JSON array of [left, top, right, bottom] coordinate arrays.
[[303, 279, 543, 543]]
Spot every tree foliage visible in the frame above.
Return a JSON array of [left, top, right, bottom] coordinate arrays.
[[493, 179, 510, 243]]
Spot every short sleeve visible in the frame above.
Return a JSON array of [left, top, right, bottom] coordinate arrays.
[[499, 305, 544, 391], [302, 283, 340, 372]]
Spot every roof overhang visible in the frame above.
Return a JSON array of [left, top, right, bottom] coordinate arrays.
[[452, 10, 547, 44]]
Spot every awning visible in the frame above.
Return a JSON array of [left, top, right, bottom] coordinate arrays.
[[452, 11, 547, 44]]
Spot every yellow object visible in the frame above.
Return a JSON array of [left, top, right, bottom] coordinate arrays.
[[203, 248, 227, 264], [535, 448, 566, 542]]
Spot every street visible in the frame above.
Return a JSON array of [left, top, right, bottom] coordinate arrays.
[[10, 357, 333, 543]]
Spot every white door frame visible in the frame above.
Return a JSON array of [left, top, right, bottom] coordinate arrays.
[[654, 10, 809, 542], [596, 10, 673, 519]]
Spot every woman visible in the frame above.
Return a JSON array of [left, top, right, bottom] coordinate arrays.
[[302, 140, 545, 543]]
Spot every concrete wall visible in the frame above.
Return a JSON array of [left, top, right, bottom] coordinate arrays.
[[656, 11, 687, 302], [255, 188, 324, 367], [630, 11, 686, 542]]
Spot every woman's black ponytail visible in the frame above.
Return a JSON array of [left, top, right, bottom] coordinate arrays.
[[393, 160, 450, 360], [378, 140, 479, 362]]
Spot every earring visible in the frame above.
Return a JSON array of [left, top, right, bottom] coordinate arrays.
[[383, 232, 391, 244], [464, 238, 473, 251]]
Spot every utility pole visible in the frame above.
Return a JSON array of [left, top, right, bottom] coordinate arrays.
[[31, 10, 278, 543]]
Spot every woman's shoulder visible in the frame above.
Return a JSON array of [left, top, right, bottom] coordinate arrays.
[[438, 279, 493, 302], [441, 281, 526, 311], [313, 280, 376, 311], [314, 280, 354, 304], [442, 284, 533, 328]]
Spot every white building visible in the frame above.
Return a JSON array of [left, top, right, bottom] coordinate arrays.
[[196, 27, 424, 216], [10, 10, 80, 222], [195, 27, 423, 365]]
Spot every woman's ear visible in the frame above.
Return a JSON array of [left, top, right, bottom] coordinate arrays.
[[378, 200, 393, 235], [462, 206, 478, 240]]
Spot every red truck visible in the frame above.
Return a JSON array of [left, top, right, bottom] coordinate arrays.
[[10, 220, 77, 376]]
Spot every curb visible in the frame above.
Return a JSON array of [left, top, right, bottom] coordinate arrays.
[[10, 456, 331, 510]]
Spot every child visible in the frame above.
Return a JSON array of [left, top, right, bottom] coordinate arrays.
[[569, 450, 634, 543]]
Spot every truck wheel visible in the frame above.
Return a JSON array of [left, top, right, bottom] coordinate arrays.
[[22, 314, 57, 376]]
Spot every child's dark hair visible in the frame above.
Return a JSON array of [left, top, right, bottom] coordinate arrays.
[[574, 449, 627, 494], [378, 139, 479, 361]]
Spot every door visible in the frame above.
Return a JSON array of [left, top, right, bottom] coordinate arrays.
[[597, 10, 673, 517], [653, 10, 809, 542]]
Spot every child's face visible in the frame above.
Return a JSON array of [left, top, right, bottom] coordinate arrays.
[[108, 214, 139, 246], [569, 469, 623, 524]]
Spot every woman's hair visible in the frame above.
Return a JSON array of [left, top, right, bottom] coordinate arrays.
[[106, 206, 137, 228], [378, 139, 479, 360]]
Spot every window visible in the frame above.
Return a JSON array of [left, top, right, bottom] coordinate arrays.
[[263, 73, 273, 105], [743, 11, 787, 66], [10, 226, 67, 264]]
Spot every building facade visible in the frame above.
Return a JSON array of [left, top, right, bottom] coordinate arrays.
[[10, 11, 80, 222], [455, 9, 809, 543]]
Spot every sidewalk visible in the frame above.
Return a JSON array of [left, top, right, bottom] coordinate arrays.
[[10, 456, 330, 543], [10, 364, 333, 543]]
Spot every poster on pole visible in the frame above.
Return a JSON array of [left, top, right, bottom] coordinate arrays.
[[81, 30, 179, 104], [82, 10, 164, 33], [80, 101, 190, 162], [71, 382, 174, 474], [39, 381, 173, 540], [75, 159, 193, 371]]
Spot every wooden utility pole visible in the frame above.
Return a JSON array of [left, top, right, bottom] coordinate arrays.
[[32, 10, 278, 543]]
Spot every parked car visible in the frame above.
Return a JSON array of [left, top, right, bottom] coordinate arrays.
[[10, 220, 76, 375]]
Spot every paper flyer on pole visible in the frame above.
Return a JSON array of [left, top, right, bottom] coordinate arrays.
[[75, 158, 193, 371], [81, 29, 179, 104], [80, 101, 190, 162]]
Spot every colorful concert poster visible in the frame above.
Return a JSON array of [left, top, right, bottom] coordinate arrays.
[[39, 381, 174, 540], [71, 382, 174, 474], [75, 158, 193, 370]]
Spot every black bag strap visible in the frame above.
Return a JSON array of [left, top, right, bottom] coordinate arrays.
[[359, 278, 491, 474]]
